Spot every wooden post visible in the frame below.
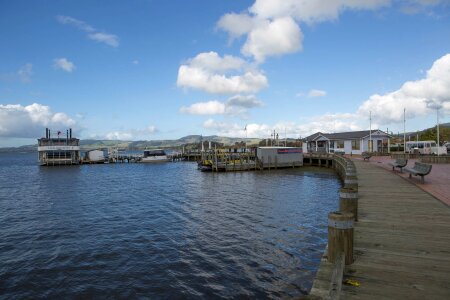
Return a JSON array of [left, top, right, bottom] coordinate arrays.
[[328, 211, 354, 265], [214, 150, 218, 172], [339, 187, 358, 221]]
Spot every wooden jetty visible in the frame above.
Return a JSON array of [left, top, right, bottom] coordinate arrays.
[[307, 158, 450, 299]]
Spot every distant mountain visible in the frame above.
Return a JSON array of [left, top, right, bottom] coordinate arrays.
[[3, 125, 448, 152], [0, 135, 262, 152]]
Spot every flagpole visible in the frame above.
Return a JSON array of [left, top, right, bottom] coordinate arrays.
[[244, 124, 247, 150], [369, 111, 372, 152], [403, 108, 406, 154]]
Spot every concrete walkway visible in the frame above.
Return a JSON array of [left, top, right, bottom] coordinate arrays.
[[341, 160, 450, 299], [353, 155, 450, 206]]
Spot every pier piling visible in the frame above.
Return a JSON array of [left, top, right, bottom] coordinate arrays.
[[327, 211, 354, 265]]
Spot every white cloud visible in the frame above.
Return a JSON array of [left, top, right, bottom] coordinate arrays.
[[399, 0, 448, 14], [105, 131, 133, 140], [218, 0, 445, 62], [188, 51, 246, 72], [104, 125, 158, 140], [242, 17, 303, 62], [226, 94, 263, 108], [0, 103, 75, 138], [217, 1, 389, 62], [177, 52, 268, 94], [308, 89, 327, 98], [358, 53, 450, 124], [249, 0, 390, 24], [17, 63, 33, 83], [87, 32, 119, 48], [53, 58, 76, 72], [56, 15, 95, 32], [180, 95, 263, 116], [200, 54, 450, 138], [217, 13, 263, 40], [202, 113, 362, 139], [56, 15, 119, 47], [180, 101, 226, 115]]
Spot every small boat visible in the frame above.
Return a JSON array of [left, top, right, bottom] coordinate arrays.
[[197, 159, 213, 171], [141, 149, 171, 163]]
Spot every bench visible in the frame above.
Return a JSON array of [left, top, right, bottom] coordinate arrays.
[[389, 158, 408, 173], [362, 152, 372, 161], [404, 162, 432, 183]]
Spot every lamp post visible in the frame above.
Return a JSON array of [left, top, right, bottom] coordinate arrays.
[[427, 100, 442, 156], [437, 107, 440, 156], [369, 111, 372, 152], [403, 108, 406, 154]]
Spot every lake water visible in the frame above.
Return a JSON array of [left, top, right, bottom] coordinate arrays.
[[0, 152, 340, 299]]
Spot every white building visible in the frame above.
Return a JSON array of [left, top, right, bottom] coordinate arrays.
[[303, 130, 391, 155], [86, 149, 107, 163]]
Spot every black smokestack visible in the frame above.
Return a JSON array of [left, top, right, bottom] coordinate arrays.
[[48, 129, 51, 138], [46, 128, 48, 139], [70, 128, 72, 139]]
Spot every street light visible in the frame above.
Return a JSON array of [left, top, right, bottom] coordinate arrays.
[[426, 100, 443, 156]]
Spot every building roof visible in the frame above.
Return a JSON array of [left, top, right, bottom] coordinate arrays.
[[304, 130, 391, 141]]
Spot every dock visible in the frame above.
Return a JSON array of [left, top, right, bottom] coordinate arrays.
[[308, 158, 450, 299]]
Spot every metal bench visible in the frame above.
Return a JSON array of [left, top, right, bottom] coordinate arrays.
[[404, 162, 432, 183], [362, 152, 372, 161], [389, 158, 408, 172]]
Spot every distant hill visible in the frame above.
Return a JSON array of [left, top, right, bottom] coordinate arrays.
[[0, 135, 262, 152], [2, 125, 449, 153]]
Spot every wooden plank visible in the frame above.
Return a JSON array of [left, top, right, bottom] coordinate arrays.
[[338, 160, 450, 299], [329, 253, 345, 300]]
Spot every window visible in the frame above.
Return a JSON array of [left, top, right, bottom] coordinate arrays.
[[352, 140, 360, 150], [337, 140, 344, 148]]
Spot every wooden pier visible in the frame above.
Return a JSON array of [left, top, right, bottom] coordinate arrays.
[[307, 158, 450, 299]]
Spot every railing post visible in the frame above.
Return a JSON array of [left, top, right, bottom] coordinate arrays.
[[328, 211, 354, 265]]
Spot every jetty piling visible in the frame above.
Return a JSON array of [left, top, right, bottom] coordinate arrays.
[[327, 211, 354, 265]]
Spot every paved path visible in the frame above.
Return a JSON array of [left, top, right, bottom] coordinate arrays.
[[341, 160, 450, 299], [353, 155, 450, 206]]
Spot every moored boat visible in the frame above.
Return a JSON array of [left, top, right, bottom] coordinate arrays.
[[141, 149, 171, 163], [38, 128, 80, 166]]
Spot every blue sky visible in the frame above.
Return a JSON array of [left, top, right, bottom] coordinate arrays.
[[1, 0, 450, 146]]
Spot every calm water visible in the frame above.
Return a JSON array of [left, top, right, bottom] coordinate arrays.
[[0, 152, 340, 299]]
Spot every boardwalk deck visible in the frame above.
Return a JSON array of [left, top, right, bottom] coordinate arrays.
[[340, 160, 450, 299]]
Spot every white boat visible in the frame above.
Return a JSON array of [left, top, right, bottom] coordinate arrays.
[[141, 149, 171, 163], [38, 128, 81, 166]]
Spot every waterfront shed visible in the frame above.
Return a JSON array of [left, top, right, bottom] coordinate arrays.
[[256, 147, 303, 168], [86, 149, 106, 163]]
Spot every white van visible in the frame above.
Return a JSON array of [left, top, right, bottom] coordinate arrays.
[[405, 141, 446, 155]]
